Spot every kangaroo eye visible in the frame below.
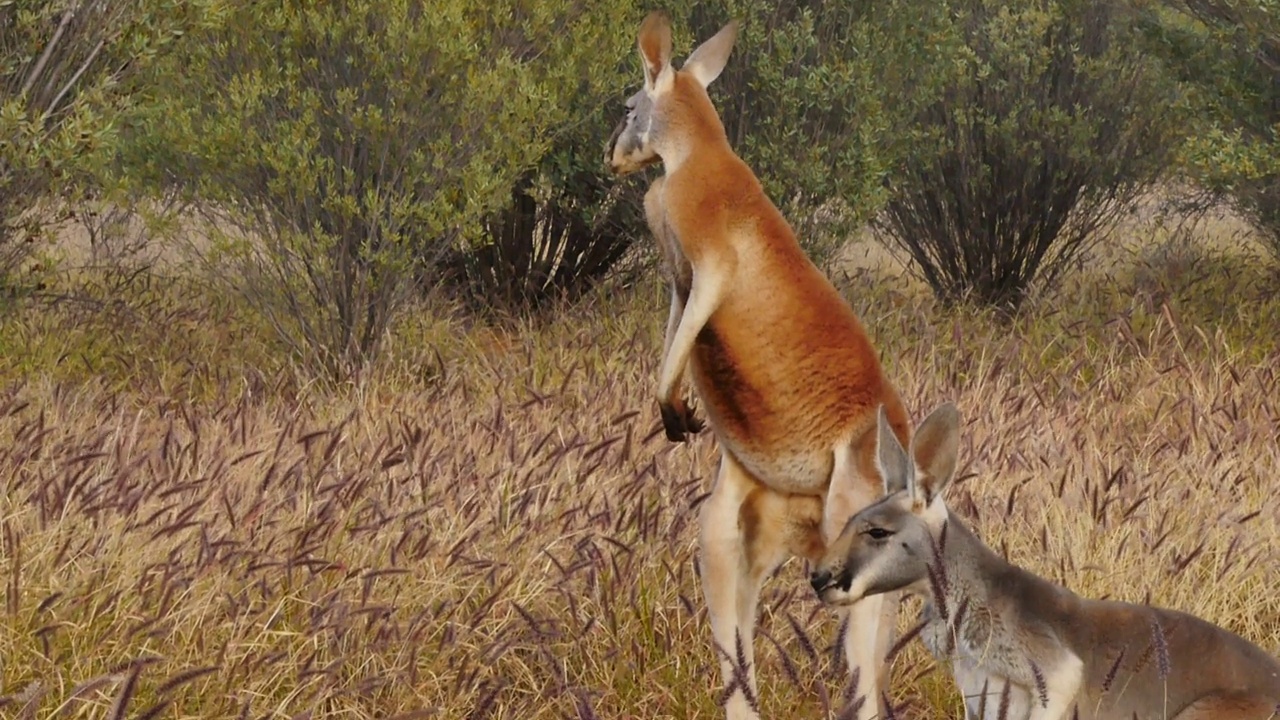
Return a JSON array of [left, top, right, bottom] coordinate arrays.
[[865, 527, 893, 540]]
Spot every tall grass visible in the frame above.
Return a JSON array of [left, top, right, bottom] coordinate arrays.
[[0, 210, 1278, 718]]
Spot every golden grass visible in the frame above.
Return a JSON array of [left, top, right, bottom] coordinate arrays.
[[1, 210, 1279, 719]]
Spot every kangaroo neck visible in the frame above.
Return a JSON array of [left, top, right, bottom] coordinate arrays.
[[658, 117, 734, 176], [936, 514, 1023, 602]]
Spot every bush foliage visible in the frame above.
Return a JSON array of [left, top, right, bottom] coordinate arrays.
[[434, 27, 649, 317], [873, 0, 1184, 311], [1149, 0, 1280, 257], [0, 0, 192, 297], [439, 168, 648, 316], [12, 0, 1280, 371], [128, 0, 642, 377]]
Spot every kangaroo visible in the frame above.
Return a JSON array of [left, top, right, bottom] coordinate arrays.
[[604, 11, 914, 720], [812, 402, 1280, 720]]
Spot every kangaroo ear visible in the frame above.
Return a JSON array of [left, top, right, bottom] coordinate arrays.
[[907, 402, 960, 508], [637, 11, 673, 92], [682, 19, 739, 88], [875, 405, 911, 496]]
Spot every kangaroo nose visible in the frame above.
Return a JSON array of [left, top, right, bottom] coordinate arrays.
[[810, 569, 833, 593]]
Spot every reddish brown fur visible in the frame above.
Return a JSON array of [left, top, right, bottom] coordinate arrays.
[[739, 484, 826, 569], [609, 13, 914, 719], [657, 68, 909, 477]]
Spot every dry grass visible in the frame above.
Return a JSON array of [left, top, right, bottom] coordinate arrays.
[[1, 207, 1279, 719]]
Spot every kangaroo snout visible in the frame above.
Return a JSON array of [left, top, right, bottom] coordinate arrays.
[[810, 566, 851, 596], [809, 569, 834, 593]]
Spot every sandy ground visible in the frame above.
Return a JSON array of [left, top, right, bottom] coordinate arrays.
[[35, 186, 1265, 285]]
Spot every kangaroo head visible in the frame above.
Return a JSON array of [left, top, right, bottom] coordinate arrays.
[[811, 402, 962, 606], [605, 11, 739, 176]]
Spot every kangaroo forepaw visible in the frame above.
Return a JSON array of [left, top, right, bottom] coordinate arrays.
[[685, 408, 705, 435], [659, 399, 704, 442]]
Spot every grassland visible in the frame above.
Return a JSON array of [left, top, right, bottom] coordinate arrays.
[[1, 201, 1279, 719]]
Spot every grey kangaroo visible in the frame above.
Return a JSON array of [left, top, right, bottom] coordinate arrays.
[[811, 402, 1280, 720]]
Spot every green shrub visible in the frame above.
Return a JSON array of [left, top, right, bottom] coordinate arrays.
[[435, 6, 648, 317], [0, 0, 193, 298], [439, 167, 649, 317], [874, 0, 1185, 311], [131, 0, 639, 379], [1147, 0, 1280, 258]]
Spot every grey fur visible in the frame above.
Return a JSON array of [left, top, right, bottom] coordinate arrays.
[[604, 18, 736, 176], [605, 88, 656, 170], [814, 403, 1280, 720]]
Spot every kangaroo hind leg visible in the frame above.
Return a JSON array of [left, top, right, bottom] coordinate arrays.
[[698, 453, 793, 720]]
